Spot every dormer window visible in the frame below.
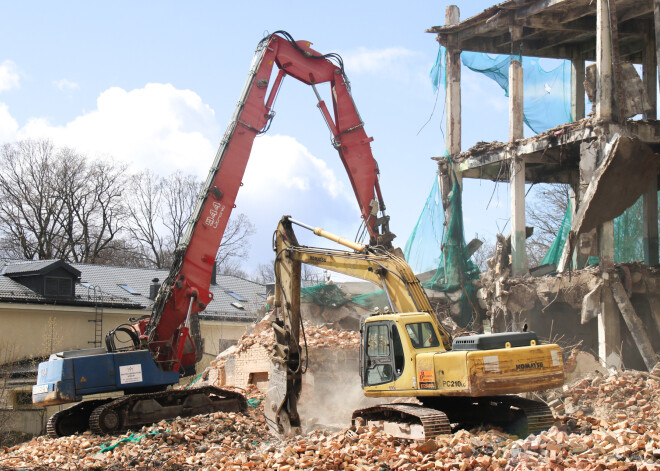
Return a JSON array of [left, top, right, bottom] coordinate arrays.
[[45, 277, 73, 297]]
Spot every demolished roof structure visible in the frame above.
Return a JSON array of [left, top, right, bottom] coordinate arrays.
[[427, 0, 660, 371]]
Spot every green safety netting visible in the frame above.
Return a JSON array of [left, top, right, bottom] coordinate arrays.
[[541, 193, 657, 267], [432, 47, 573, 134], [540, 199, 573, 266], [415, 164, 480, 327], [298, 47, 581, 326], [98, 430, 160, 453], [300, 160, 479, 328], [301, 283, 351, 308]]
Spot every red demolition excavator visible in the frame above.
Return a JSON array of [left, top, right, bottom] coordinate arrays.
[[33, 31, 396, 437]]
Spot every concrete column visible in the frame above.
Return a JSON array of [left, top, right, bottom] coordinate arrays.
[[445, 5, 461, 161], [654, 0, 660, 93], [643, 169, 659, 265], [597, 278, 621, 369], [509, 59, 524, 141], [643, 30, 657, 120], [508, 56, 526, 276], [598, 137, 615, 268], [596, 0, 613, 121], [598, 220, 615, 268], [510, 155, 528, 276], [571, 52, 585, 122]]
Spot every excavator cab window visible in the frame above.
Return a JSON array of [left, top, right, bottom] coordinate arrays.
[[364, 323, 394, 386], [363, 321, 405, 386], [405, 322, 440, 349]]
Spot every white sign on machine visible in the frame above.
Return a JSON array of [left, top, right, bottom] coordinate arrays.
[[119, 364, 143, 384]]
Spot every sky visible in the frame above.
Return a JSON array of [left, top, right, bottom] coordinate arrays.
[[0, 1, 521, 275]]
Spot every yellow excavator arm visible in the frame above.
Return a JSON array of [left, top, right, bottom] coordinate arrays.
[[264, 216, 451, 434], [264, 216, 564, 439]]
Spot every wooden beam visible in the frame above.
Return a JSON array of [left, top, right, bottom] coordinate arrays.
[[611, 278, 659, 371]]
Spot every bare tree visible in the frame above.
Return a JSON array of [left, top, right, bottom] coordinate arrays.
[[526, 184, 570, 266], [0, 140, 126, 263], [471, 237, 496, 272], [215, 213, 255, 271], [253, 261, 275, 284], [57, 150, 127, 263], [217, 259, 250, 279], [0, 140, 66, 260], [125, 170, 167, 268], [161, 171, 201, 253], [0, 139, 257, 271]]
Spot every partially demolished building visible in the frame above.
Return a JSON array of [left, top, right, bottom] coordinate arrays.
[[428, 0, 660, 371]]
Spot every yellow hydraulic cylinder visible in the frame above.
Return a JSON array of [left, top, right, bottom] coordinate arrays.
[[287, 217, 366, 252]]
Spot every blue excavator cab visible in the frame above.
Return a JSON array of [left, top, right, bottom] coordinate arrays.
[[32, 349, 179, 407]]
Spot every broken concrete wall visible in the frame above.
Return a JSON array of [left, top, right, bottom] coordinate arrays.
[[478, 263, 660, 371]]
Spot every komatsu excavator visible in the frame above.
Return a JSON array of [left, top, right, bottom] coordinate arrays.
[[32, 31, 395, 437], [265, 216, 565, 439]]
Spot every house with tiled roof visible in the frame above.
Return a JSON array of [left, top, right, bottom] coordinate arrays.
[[0, 259, 265, 435]]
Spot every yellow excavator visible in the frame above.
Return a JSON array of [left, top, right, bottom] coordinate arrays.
[[264, 216, 565, 440]]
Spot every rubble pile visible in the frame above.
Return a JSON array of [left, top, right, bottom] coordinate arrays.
[[206, 317, 360, 373], [547, 366, 660, 426], [234, 319, 360, 354], [3, 406, 660, 470], [2, 368, 660, 469]]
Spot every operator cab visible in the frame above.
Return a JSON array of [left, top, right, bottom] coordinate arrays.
[[359, 313, 446, 388]]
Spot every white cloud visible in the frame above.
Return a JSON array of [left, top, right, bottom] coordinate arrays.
[[341, 46, 419, 75], [0, 60, 20, 93], [16, 83, 219, 175], [240, 134, 350, 202], [0, 104, 18, 142], [53, 78, 79, 92], [2, 82, 360, 269]]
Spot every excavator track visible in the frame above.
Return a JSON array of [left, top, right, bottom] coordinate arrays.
[[352, 404, 451, 440], [420, 395, 556, 437], [89, 386, 247, 435], [352, 396, 555, 441], [47, 399, 114, 438]]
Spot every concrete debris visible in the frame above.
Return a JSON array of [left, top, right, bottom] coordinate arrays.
[[2, 366, 660, 469], [546, 364, 660, 427]]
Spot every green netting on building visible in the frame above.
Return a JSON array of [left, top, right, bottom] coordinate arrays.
[[432, 48, 573, 134], [540, 199, 572, 266], [418, 164, 480, 328], [540, 194, 658, 267]]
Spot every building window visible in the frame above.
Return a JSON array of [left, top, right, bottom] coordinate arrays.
[[44, 277, 73, 297], [227, 292, 246, 302], [230, 302, 245, 310], [118, 284, 139, 295], [13, 391, 33, 409]]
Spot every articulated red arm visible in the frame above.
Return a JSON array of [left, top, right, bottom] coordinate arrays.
[[146, 32, 394, 372]]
